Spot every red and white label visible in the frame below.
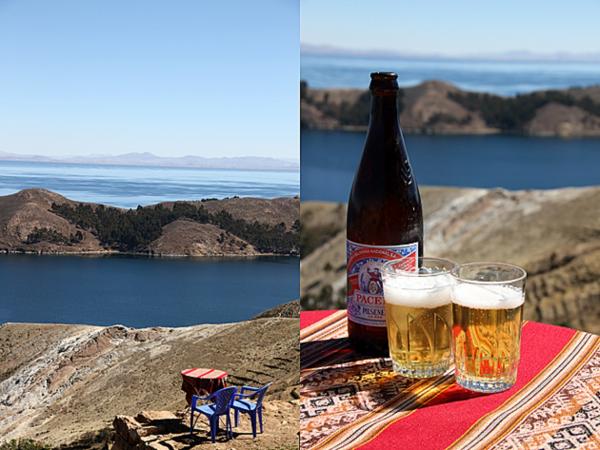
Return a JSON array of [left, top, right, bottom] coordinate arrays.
[[346, 240, 418, 327]]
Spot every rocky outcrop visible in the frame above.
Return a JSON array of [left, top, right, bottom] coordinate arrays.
[[300, 186, 600, 335], [0, 314, 299, 446], [253, 300, 300, 319], [111, 401, 298, 449], [112, 411, 187, 449]]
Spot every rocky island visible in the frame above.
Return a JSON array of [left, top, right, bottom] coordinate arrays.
[[0, 189, 299, 257], [301, 186, 600, 335], [301, 80, 600, 137]]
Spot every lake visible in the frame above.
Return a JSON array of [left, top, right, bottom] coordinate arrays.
[[0, 160, 299, 208], [301, 130, 600, 202], [0, 162, 299, 327], [0, 255, 298, 327], [302, 54, 600, 95]]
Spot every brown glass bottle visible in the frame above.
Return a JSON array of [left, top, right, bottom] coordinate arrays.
[[346, 72, 423, 356]]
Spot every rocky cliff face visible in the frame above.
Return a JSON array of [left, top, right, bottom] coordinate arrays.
[[301, 81, 600, 137], [0, 316, 299, 447], [300, 186, 600, 335]]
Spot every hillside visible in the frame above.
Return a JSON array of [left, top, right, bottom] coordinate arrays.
[[300, 186, 600, 335], [301, 80, 600, 137], [0, 313, 299, 448], [0, 189, 299, 256]]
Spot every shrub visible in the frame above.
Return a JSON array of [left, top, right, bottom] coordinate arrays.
[[51, 202, 298, 255], [0, 439, 51, 450]]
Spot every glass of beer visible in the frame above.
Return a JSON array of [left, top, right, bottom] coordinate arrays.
[[451, 262, 527, 393], [381, 257, 456, 378]]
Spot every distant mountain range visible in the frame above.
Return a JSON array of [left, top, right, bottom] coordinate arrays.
[[0, 151, 299, 171], [302, 43, 600, 63]]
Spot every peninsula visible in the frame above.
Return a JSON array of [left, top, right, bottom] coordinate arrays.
[[301, 80, 600, 137], [0, 189, 299, 257]]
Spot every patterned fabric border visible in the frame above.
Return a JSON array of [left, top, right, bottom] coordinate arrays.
[[449, 335, 600, 449], [300, 311, 453, 449], [300, 310, 600, 450]]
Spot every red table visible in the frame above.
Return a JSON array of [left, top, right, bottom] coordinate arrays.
[[181, 368, 228, 406], [300, 310, 600, 450]]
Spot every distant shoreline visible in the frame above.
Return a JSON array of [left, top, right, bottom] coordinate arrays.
[[301, 46, 600, 64], [302, 128, 600, 140], [0, 248, 295, 258], [0, 157, 300, 172]]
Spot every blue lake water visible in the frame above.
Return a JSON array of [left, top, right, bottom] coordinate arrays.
[[301, 130, 600, 202], [0, 161, 299, 208], [0, 161, 299, 327], [0, 255, 298, 327], [302, 54, 600, 95]]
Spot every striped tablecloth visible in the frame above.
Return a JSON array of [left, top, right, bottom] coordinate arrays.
[[300, 310, 600, 450], [180, 368, 228, 406]]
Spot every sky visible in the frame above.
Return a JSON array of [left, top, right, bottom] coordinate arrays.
[[0, 0, 299, 159], [302, 0, 600, 57]]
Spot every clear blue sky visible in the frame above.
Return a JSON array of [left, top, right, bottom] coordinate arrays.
[[302, 0, 600, 56], [0, 0, 299, 159]]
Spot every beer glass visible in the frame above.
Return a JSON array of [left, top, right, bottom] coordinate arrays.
[[451, 262, 527, 393], [381, 257, 456, 378]]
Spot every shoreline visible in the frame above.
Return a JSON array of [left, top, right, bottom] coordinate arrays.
[[0, 315, 298, 331], [302, 127, 600, 139], [0, 158, 300, 173], [0, 249, 298, 258], [0, 300, 300, 329]]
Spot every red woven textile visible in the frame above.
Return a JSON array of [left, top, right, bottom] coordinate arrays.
[[300, 310, 600, 450]]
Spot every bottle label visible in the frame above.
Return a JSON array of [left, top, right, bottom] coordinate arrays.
[[346, 240, 419, 327]]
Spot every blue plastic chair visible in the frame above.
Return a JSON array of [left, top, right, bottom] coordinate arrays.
[[190, 386, 236, 442], [232, 382, 271, 438]]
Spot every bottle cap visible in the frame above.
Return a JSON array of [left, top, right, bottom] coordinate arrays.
[[369, 72, 399, 94]]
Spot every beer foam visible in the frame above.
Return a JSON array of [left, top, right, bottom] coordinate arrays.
[[383, 274, 453, 308], [452, 283, 524, 310]]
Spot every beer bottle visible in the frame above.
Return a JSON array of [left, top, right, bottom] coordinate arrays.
[[346, 72, 423, 356]]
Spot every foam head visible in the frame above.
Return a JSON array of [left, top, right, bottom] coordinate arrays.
[[382, 273, 453, 309], [452, 283, 524, 310]]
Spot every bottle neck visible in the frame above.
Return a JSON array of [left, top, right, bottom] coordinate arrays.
[[368, 93, 400, 134]]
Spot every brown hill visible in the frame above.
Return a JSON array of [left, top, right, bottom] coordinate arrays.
[[524, 101, 600, 137], [0, 316, 299, 447], [0, 189, 298, 256], [300, 186, 600, 335], [301, 80, 600, 137], [147, 219, 258, 256], [253, 300, 300, 319], [0, 189, 102, 253], [199, 196, 299, 229]]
